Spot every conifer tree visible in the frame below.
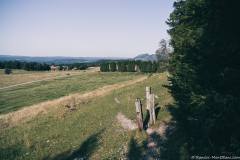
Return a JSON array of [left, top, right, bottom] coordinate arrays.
[[100, 63, 109, 72], [127, 61, 136, 72], [117, 61, 127, 72], [166, 0, 240, 157], [109, 62, 116, 72]]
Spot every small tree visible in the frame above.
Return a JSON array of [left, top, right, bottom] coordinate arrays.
[[152, 62, 158, 73], [127, 61, 136, 72], [4, 68, 12, 75], [155, 39, 169, 61], [146, 61, 153, 73], [117, 61, 127, 72], [110, 62, 116, 72], [100, 63, 110, 72]]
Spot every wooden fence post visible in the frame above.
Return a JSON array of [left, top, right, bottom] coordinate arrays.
[[144, 87, 156, 127], [148, 94, 153, 126], [135, 98, 143, 131], [146, 86, 151, 110], [150, 93, 156, 124], [146, 87, 151, 101], [146, 86, 156, 126]]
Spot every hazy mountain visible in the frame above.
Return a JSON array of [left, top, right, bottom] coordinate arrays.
[[133, 53, 157, 61]]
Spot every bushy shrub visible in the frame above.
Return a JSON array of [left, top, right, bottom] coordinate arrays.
[[4, 68, 12, 74]]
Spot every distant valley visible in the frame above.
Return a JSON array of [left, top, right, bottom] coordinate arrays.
[[0, 53, 161, 64], [0, 55, 129, 64]]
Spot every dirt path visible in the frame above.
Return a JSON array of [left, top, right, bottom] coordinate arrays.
[[0, 76, 147, 128], [114, 97, 121, 104], [116, 112, 137, 130]]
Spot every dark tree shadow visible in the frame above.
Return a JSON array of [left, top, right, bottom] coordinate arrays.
[[157, 103, 189, 160], [142, 132, 164, 159], [143, 103, 161, 130], [44, 129, 104, 160], [154, 103, 161, 120], [127, 137, 143, 160], [143, 110, 150, 130], [0, 144, 26, 160]]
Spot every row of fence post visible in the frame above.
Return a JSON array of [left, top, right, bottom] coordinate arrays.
[[135, 86, 156, 131]]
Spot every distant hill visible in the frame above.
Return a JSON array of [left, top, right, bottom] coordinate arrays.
[[0, 55, 127, 64], [133, 53, 157, 61]]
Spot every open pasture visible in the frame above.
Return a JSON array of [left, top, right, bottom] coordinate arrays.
[[0, 70, 144, 114], [0, 69, 92, 88], [0, 72, 173, 160]]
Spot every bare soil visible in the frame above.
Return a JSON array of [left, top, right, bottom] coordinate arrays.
[[116, 112, 137, 131]]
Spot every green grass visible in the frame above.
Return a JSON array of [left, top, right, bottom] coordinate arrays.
[[0, 69, 38, 75], [0, 72, 173, 160], [0, 69, 84, 87], [0, 72, 144, 114]]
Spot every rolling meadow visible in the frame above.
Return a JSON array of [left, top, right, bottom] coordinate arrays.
[[0, 69, 174, 159]]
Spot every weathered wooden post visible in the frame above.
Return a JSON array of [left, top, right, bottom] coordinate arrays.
[[146, 86, 151, 111], [146, 87, 151, 102], [135, 98, 143, 131], [146, 86, 156, 126], [148, 94, 153, 125], [146, 87, 151, 126], [150, 93, 156, 124]]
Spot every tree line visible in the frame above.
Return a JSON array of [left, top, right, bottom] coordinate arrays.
[[0, 61, 50, 71], [100, 60, 168, 73], [63, 63, 88, 70], [163, 0, 240, 158], [0, 60, 90, 71]]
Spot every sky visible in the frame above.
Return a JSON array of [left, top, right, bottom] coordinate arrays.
[[0, 0, 174, 58]]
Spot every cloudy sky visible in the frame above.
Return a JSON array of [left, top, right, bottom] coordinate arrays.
[[0, 0, 173, 57]]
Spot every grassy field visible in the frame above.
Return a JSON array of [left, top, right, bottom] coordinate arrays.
[[0, 69, 78, 87], [0, 72, 173, 160], [0, 70, 144, 114]]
